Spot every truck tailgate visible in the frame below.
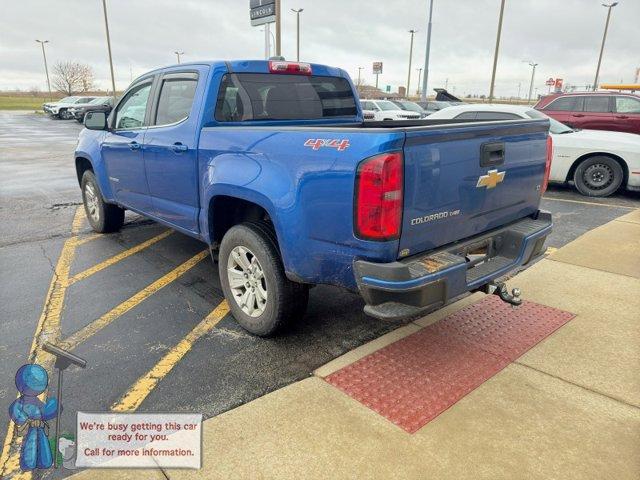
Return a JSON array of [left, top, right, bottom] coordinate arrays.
[[399, 120, 549, 257]]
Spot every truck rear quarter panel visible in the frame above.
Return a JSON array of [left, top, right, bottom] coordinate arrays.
[[198, 127, 403, 289]]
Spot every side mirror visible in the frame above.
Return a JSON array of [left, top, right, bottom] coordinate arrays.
[[84, 111, 108, 130]]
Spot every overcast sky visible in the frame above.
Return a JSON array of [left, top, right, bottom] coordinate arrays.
[[1, 0, 638, 97]]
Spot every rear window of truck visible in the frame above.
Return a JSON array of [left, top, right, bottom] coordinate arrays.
[[215, 73, 357, 122]]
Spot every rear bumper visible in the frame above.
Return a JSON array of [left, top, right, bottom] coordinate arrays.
[[354, 211, 552, 320]]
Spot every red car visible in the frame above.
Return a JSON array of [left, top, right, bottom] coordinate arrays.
[[534, 92, 640, 135]]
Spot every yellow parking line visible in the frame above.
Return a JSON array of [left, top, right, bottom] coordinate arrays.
[[68, 230, 173, 285], [0, 207, 84, 480], [111, 300, 229, 412], [60, 250, 209, 351], [74, 233, 103, 246], [543, 196, 634, 209], [545, 246, 558, 255]]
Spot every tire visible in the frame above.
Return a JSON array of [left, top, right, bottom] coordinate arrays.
[[219, 221, 308, 336], [81, 170, 125, 233], [58, 109, 68, 119], [573, 155, 623, 197]]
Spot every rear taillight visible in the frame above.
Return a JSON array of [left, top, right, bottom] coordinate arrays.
[[542, 135, 553, 194], [354, 152, 403, 241], [268, 61, 312, 75]]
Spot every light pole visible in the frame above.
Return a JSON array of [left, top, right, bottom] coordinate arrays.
[[101, 0, 117, 101], [35, 40, 52, 101], [593, 2, 619, 91], [406, 29, 417, 98], [291, 8, 303, 61], [488, 0, 506, 101], [525, 61, 538, 103], [174, 51, 184, 64], [421, 0, 434, 102], [275, 0, 281, 56], [416, 68, 423, 95], [357, 67, 364, 87]]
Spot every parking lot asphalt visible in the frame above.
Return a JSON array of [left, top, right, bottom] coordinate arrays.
[[1, 111, 639, 478]]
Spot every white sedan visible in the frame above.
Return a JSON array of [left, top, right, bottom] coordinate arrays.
[[426, 104, 640, 197], [360, 99, 422, 121]]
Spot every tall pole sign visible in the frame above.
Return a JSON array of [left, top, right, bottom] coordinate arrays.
[[373, 62, 383, 90], [250, 0, 276, 59]]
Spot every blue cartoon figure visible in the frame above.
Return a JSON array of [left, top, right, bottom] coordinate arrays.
[[8, 364, 58, 471]]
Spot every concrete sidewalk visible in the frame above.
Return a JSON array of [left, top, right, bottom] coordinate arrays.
[[74, 210, 640, 480]]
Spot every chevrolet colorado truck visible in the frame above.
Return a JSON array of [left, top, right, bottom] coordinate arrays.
[[76, 59, 552, 336]]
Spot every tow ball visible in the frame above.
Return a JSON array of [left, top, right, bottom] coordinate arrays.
[[483, 281, 522, 307]]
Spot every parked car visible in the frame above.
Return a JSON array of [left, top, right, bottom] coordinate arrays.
[[360, 99, 421, 120], [390, 100, 428, 118], [534, 92, 640, 135], [43, 96, 97, 119], [69, 96, 114, 123], [77, 59, 552, 336], [426, 103, 640, 197], [416, 100, 455, 115]]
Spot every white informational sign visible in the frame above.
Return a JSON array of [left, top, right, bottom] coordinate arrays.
[[372, 62, 383, 75], [75, 412, 202, 469]]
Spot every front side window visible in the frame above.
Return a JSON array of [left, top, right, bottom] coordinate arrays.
[[454, 112, 477, 120], [155, 77, 197, 125], [615, 96, 640, 113], [115, 82, 152, 129], [215, 73, 357, 122], [544, 96, 584, 111], [75, 97, 95, 104], [583, 96, 610, 113]]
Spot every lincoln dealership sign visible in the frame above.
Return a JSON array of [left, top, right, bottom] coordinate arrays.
[[250, 0, 276, 26]]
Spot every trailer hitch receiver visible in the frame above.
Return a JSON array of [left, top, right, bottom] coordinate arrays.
[[483, 281, 522, 307]]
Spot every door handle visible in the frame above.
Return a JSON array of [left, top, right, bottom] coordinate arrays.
[[128, 141, 141, 150], [170, 143, 188, 153], [571, 113, 584, 117], [615, 115, 629, 119]]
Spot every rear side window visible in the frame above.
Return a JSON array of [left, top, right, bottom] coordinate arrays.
[[475, 112, 520, 120], [583, 96, 610, 113], [155, 77, 198, 125], [544, 96, 584, 111], [215, 73, 357, 122], [615, 96, 640, 113]]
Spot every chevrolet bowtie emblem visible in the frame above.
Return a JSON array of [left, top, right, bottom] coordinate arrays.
[[476, 169, 506, 189]]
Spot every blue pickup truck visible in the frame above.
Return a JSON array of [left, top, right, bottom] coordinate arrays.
[[76, 59, 552, 336]]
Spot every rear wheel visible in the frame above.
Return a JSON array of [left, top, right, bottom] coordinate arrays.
[[573, 155, 623, 197], [219, 222, 308, 336], [81, 170, 125, 233]]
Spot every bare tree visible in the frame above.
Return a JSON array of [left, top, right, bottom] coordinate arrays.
[[52, 62, 94, 95]]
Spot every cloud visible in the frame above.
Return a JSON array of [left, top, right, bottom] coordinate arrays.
[[1, 0, 637, 97]]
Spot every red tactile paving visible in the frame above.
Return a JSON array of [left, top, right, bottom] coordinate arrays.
[[326, 296, 575, 433]]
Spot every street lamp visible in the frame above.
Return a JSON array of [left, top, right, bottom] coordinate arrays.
[[488, 0, 506, 101], [524, 61, 538, 103], [357, 67, 364, 86], [593, 2, 619, 91], [416, 67, 423, 95], [291, 8, 303, 61], [406, 29, 418, 98], [101, 0, 117, 101], [175, 51, 185, 64], [35, 40, 52, 102], [421, 0, 434, 102]]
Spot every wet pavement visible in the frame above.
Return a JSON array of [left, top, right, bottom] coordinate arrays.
[[1, 111, 638, 478]]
